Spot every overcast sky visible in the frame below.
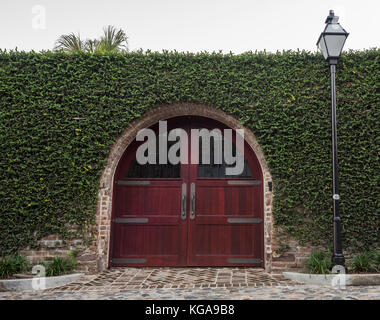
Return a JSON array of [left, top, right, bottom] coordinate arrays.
[[0, 0, 379, 53]]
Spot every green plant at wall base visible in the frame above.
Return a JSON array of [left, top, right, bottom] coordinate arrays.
[[0, 49, 379, 255], [43, 254, 77, 277], [11, 253, 30, 273], [349, 251, 379, 273], [0, 258, 16, 279], [372, 250, 380, 268], [304, 250, 332, 274], [0, 254, 29, 279]]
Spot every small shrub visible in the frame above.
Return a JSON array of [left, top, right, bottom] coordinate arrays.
[[304, 250, 332, 274], [0, 254, 29, 279], [11, 254, 30, 272], [349, 252, 378, 273], [0, 258, 16, 279], [44, 254, 77, 277], [371, 250, 380, 269]]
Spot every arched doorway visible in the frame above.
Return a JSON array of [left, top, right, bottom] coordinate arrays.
[[94, 103, 273, 273], [110, 116, 264, 267]]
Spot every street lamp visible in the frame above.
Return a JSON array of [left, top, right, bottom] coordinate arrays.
[[317, 10, 349, 268]]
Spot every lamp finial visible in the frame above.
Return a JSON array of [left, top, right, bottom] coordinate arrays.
[[325, 10, 337, 23]]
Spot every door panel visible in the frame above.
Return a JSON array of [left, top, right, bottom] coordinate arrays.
[[111, 182, 187, 266], [187, 179, 263, 266], [110, 120, 188, 267], [192, 225, 259, 255], [115, 183, 182, 216], [195, 184, 258, 216], [187, 118, 263, 266]]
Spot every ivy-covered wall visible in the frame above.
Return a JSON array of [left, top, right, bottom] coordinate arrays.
[[0, 49, 378, 256]]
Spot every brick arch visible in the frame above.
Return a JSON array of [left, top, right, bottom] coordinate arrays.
[[93, 103, 274, 273]]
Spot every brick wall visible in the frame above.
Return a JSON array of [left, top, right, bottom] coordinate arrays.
[[20, 235, 93, 273], [21, 232, 319, 274], [271, 241, 324, 273]]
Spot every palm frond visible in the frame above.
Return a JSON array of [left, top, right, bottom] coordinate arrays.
[[54, 26, 128, 53], [99, 25, 128, 52], [85, 39, 101, 53], [54, 33, 85, 52]]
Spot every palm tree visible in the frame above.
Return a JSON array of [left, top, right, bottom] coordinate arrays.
[[54, 26, 128, 53], [98, 25, 128, 52], [54, 33, 85, 52]]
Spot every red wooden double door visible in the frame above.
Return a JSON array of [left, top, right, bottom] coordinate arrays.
[[110, 116, 264, 267]]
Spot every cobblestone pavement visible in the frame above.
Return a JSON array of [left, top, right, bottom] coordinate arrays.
[[0, 268, 379, 300]]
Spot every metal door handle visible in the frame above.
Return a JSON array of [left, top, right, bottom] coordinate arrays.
[[181, 183, 186, 220], [190, 183, 196, 220]]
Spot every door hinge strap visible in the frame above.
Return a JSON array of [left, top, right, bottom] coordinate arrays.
[[116, 180, 150, 185], [227, 258, 262, 264], [227, 218, 262, 224], [112, 258, 147, 264], [114, 218, 149, 223], [227, 180, 261, 185]]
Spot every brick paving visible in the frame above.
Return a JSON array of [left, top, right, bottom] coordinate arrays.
[[0, 268, 379, 300], [48, 267, 296, 290]]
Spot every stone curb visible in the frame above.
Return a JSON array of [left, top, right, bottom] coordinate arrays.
[[283, 272, 380, 287], [0, 273, 84, 292]]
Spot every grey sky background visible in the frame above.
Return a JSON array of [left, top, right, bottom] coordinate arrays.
[[0, 0, 379, 53]]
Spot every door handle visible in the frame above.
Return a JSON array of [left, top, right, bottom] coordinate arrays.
[[181, 183, 186, 220], [190, 182, 196, 220]]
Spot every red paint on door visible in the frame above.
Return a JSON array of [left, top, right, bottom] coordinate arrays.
[[110, 116, 264, 267]]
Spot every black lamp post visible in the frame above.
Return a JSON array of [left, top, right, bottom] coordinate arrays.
[[317, 10, 349, 267]]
